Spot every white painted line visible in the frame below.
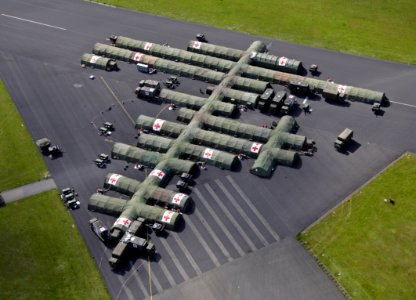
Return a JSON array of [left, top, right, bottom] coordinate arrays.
[[389, 100, 416, 109], [205, 183, 257, 252], [194, 188, 245, 257], [227, 176, 280, 241], [194, 209, 233, 262], [170, 233, 202, 276], [158, 238, 190, 281], [216, 179, 269, 246], [186, 216, 222, 267], [1, 14, 67, 31], [148, 266, 163, 293], [157, 259, 177, 287]]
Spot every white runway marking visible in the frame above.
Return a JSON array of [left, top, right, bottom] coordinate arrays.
[[1, 14, 67, 31], [389, 100, 416, 109]]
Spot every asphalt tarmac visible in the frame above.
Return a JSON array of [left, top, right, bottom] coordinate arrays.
[[0, 0, 415, 299]]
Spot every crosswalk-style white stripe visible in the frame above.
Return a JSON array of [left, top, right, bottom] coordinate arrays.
[[186, 216, 221, 267], [158, 238, 190, 281], [156, 259, 177, 287], [128, 261, 149, 298], [115, 272, 137, 300], [227, 176, 280, 241], [194, 188, 245, 257], [149, 266, 163, 293], [205, 184, 257, 252], [170, 233, 202, 276], [194, 209, 233, 262], [216, 179, 269, 246]]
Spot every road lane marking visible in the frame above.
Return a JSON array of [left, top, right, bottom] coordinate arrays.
[[205, 183, 257, 252], [227, 176, 280, 241], [158, 238, 190, 281], [389, 100, 416, 109], [170, 233, 202, 276], [1, 14, 66, 30], [216, 179, 269, 246], [185, 216, 221, 267], [194, 188, 245, 256], [157, 259, 177, 287], [194, 209, 233, 262]]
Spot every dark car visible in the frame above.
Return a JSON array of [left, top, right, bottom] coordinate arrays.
[[196, 33, 208, 43]]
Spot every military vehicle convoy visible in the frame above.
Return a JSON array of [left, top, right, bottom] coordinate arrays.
[[60, 188, 80, 210]]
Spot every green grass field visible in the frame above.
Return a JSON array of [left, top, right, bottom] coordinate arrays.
[[0, 80, 48, 191], [0, 190, 110, 300], [298, 153, 416, 299], [97, 0, 416, 64]]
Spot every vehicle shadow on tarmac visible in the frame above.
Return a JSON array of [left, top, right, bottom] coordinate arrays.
[[338, 140, 361, 155]]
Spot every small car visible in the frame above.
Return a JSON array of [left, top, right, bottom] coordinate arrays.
[[196, 33, 208, 42], [98, 153, 110, 163], [94, 158, 106, 168]]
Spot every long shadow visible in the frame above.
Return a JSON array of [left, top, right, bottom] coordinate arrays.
[[347, 140, 361, 154], [324, 99, 351, 107]]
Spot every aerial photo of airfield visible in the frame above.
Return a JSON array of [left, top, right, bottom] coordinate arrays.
[[1, 1, 415, 299]]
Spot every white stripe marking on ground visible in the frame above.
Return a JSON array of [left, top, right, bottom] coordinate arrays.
[[194, 188, 245, 257], [227, 176, 280, 241], [1, 14, 67, 31]]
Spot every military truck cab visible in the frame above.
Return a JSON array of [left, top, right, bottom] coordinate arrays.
[[280, 95, 297, 115], [288, 80, 314, 96], [36, 138, 62, 159], [109, 232, 155, 269], [89, 218, 111, 243], [334, 128, 353, 151]]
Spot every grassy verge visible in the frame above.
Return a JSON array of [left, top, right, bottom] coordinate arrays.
[[298, 153, 416, 299], [95, 0, 416, 64], [0, 80, 48, 191], [0, 190, 110, 299]]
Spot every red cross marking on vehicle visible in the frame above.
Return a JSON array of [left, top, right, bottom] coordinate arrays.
[[279, 57, 288, 66], [164, 214, 171, 221], [123, 219, 129, 225], [193, 41, 201, 49], [154, 123, 161, 129], [157, 171, 164, 177], [110, 178, 116, 183]]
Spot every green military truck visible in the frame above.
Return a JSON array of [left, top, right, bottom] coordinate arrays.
[[334, 128, 353, 151]]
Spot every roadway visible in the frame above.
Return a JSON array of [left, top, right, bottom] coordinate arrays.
[[0, 0, 415, 299]]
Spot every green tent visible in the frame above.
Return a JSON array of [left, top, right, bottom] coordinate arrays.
[[136, 134, 173, 153], [180, 143, 238, 170], [203, 115, 271, 142], [135, 115, 186, 138], [88, 193, 127, 216], [111, 143, 163, 168], [104, 173, 142, 196], [81, 53, 117, 71]]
